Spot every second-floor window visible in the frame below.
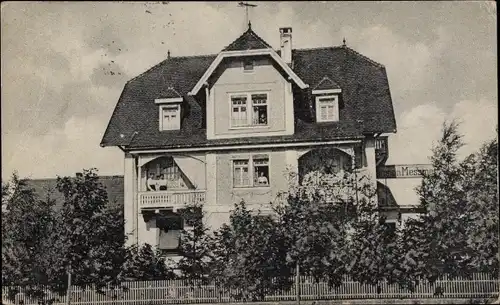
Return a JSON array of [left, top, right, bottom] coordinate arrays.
[[316, 95, 339, 122], [233, 155, 270, 187], [160, 104, 180, 130], [230, 93, 268, 128]]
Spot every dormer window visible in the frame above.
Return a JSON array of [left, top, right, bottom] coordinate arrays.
[[156, 97, 182, 131], [160, 104, 180, 130], [243, 59, 254, 72], [316, 95, 339, 122]]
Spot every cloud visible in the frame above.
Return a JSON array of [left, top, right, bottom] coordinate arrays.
[[387, 98, 497, 165], [337, 25, 433, 99], [2, 116, 123, 180]]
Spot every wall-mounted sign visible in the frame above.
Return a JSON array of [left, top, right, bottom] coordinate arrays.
[[376, 164, 433, 179]]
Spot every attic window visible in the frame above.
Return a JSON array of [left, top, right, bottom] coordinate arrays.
[[316, 95, 339, 122], [243, 59, 254, 72], [160, 104, 180, 131]]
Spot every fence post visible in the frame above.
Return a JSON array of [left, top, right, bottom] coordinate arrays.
[[295, 262, 300, 305], [66, 266, 72, 305]]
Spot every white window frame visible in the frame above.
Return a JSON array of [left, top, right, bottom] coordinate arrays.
[[229, 92, 269, 128], [232, 155, 271, 188], [232, 159, 251, 187], [159, 104, 181, 131], [315, 95, 339, 123]]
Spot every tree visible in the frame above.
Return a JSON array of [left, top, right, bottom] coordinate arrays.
[[347, 197, 400, 288], [397, 121, 498, 286], [48, 168, 127, 294], [460, 132, 498, 276], [210, 201, 292, 301], [274, 169, 389, 288], [120, 244, 175, 281], [2, 173, 58, 302], [177, 204, 213, 285]]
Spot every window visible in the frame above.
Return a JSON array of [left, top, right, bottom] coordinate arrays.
[[157, 214, 183, 254], [243, 59, 254, 72], [230, 93, 268, 127], [252, 94, 268, 125], [233, 155, 270, 187], [160, 104, 180, 130], [233, 160, 250, 187], [253, 156, 269, 186], [316, 95, 339, 122], [231, 95, 248, 127]]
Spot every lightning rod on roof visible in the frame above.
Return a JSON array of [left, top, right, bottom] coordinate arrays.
[[238, 2, 257, 30]]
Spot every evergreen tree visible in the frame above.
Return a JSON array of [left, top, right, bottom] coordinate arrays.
[[177, 204, 213, 285]]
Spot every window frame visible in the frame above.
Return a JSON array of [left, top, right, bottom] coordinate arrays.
[[315, 95, 339, 123], [232, 155, 271, 188], [232, 159, 251, 188], [159, 104, 181, 131], [243, 59, 254, 72], [156, 214, 184, 255], [229, 92, 270, 129]]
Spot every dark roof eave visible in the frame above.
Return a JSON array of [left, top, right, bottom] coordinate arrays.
[[122, 135, 366, 152]]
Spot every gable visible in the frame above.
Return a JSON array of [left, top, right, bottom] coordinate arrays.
[[189, 49, 308, 96], [222, 26, 272, 51]]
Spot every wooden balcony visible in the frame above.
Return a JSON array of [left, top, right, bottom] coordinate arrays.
[[138, 190, 206, 210]]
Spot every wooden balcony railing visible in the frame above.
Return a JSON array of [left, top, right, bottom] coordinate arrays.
[[138, 190, 206, 209]]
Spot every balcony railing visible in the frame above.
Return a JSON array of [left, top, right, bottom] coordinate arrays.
[[138, 190, 206, 209]]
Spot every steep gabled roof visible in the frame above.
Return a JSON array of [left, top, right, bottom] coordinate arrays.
[[101, 44, 397, 149], [222, 24, 272, 51]]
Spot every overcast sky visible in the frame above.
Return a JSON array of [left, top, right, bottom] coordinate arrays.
[[1, 1, 497, 180]]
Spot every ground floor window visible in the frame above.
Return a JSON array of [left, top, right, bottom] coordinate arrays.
[[157, 214, 183, 254]]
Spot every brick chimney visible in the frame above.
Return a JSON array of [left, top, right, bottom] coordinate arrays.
[[279, 27, 292, 65]]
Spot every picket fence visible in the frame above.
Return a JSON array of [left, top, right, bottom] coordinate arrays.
[[3, 273, 499, 305]]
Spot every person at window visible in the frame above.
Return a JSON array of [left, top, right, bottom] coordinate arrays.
[[259, 113, 267, 124], [147, 173, 157, 191], [257, 171, 269, 185], [158, 174, 168, 191]]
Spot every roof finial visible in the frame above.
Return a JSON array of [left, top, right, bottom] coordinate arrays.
[[167, 50, 171, 59], [342, 37, 346, 47], [248, 21, 252, 30]]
